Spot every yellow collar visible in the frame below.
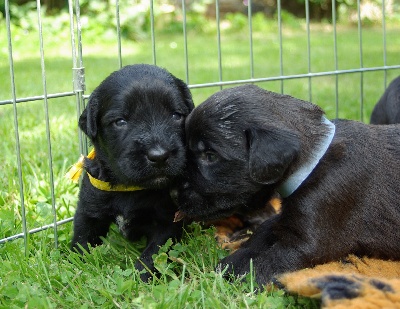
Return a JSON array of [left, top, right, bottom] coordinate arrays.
[[65, 149, 143, 192]]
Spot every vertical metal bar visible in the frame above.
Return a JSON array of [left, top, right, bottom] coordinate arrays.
[[116, 0, 123, 68], [215, 0, 223, 89], [150, 0, 156, 65], [68, 0, 83, 155], [5, 0, 28, 254], [357, 0, 364, 122], [247, 0, 254, 79], [182, 0, 189, 84], [68, 0, 77, 74], [75, 0, 84, 75], [382, 0, 387, 87], [36, 0, 58, 247], [277, 0, 284, 93], [332, 0, 339, 118], [74, 0, 87, 155], [305, 0, 312, 102]]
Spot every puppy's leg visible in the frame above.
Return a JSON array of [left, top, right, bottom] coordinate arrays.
[[217, 215, 280, 279], [219, 242, 305, 287], [218, 214, 332, 286], [71, 210, 112, 254], [134, 221, 184, 282]]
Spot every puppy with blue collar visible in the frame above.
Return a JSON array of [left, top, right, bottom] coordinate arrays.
[[172, 84, 400, 286]]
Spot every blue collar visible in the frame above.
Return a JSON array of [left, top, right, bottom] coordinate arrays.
[[277, 116, 335, 198]]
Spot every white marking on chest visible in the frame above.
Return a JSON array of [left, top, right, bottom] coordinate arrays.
[[116, 215, 129, 237]]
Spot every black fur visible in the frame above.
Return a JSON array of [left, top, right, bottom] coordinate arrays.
[[71, 64, 194, 281], [173, 84, 400, 286], [370, 75, 400, 124]]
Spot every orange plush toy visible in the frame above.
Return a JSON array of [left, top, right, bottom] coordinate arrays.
[[276, 255, 400, 309]]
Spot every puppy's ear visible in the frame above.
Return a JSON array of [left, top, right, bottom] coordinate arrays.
[[173, 77, 195, 111], [247, 127, 300, 184], [79, 92, 99, 140]]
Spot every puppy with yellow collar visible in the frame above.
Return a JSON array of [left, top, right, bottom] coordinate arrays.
[[67, 64, 194, 281]]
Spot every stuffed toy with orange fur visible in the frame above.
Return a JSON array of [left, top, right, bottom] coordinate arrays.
[[276, 255, 400, 308]]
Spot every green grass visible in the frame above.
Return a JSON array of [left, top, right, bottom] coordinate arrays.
[[0, 224, 319, 308], [0, 13, 400, 307]]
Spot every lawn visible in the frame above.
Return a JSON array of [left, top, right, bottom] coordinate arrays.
[[0, 9, 399, 307]]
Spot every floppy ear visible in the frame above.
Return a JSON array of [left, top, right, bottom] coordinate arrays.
[[78, 92, 99, 140], [247, 127, 300, 184], [173, 77, 195, 112]]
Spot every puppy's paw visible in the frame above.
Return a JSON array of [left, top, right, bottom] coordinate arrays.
[[216, 248, 255, 280], [70, 242, 90, 255], [134, 259, 154, 283], [138, 269, 153, 283]]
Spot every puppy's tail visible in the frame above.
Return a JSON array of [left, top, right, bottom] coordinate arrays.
[[65, 149, 96, 183]]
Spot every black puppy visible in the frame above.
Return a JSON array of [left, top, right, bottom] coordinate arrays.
[[370, 75, 400, 124], [173, 84, 400, 286], [69, 64, 194, 280]]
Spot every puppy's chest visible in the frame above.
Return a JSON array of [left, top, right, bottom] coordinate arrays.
[[109, 194, 146, 237], [114, 209, 145, 237], [114, 210, 157, 238], [112, 204, 145, 237], [110, 193, 169, 236]]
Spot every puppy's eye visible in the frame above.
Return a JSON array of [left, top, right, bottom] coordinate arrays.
[[200, 151, 218, 163], [114, 119, 127, 127], [172, 112, 183, 121]]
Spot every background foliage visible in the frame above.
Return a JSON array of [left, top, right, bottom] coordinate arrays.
[[3, 0, 400, 41]]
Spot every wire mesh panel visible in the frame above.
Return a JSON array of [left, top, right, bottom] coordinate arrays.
[[1, 0, 83, 249], [1, 0, 399, 251]]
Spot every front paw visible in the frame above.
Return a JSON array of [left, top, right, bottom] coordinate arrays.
[[70, 241, 90, 255], [136, 265, 153, 282], [134, 257, 155, 283], [217, 248, 255, 280]]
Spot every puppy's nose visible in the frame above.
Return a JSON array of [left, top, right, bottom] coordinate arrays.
[[147, 147, 170, 164]]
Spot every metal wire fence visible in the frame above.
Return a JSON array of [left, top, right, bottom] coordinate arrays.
[[1, 0, 400, 252]]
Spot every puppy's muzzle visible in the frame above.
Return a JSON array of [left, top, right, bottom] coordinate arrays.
[[147, 146, 170, 166]]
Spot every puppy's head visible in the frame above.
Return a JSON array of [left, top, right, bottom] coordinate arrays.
[[173, 85, 330, 221], [79, 64, 194, 189]]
